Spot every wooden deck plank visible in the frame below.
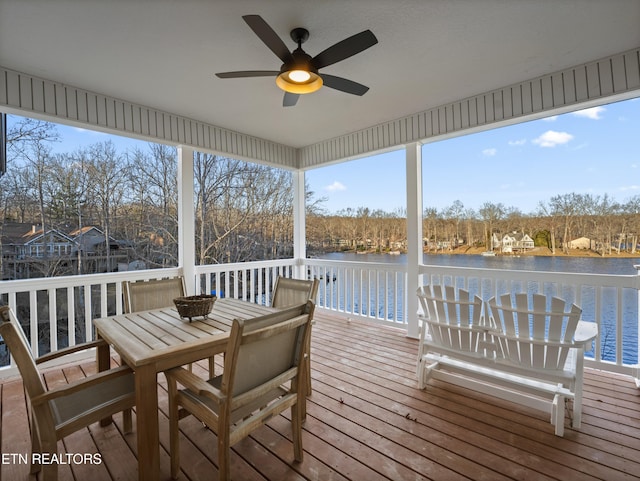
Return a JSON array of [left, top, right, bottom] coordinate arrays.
[[1, 309, 639, 481], [1, 379, 34, 481]]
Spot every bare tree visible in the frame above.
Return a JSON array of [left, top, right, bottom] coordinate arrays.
[[85, 141, 128, 271], [445, 200, 464, 247], [478, 202, 505, 250], [622, 195, 640, 253], [127, 144, 178, 267], [547, 193, 582, 254]]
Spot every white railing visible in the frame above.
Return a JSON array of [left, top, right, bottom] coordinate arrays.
[[195, 258, 410, 327], [194, 259, 298, 304], [1, 258, 638, 380], [305, 258, 408, 326], [0, 267, 183, 359]]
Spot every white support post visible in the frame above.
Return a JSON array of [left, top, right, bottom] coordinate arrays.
[[406, 142, 423, 338], [178, 146, 196, 295], [293, 170, 306, 279]]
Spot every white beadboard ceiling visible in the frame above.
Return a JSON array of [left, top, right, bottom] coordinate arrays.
[[1, 0, 639, 155]]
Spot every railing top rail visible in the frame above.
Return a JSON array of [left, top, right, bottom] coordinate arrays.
[[306, 257, 409, 273], [0, 267, 184, 292], [194, 258, 297, 274], [419, 263, 640, 289]]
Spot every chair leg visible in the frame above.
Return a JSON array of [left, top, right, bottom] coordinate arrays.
[[38, 440, 59, 481], [305, 333, 312, 396], [29, 413, 42, 475], [123, 408, 133, 434], [208, 356, 216, 377], [168, 382, 180, 479], [217, 429, 231, 481], [572, 352, 585, 428], [300, 355, 310, 421], [41, 461, 59, 481], [552, 394, 565, 436], [292, 393, 304, 462]]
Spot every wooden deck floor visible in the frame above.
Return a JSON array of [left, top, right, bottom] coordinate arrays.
[[1, 310, 639, 481]]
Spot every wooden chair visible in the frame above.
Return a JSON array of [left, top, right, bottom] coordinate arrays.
[[123, 276, 186, 313], [271, 276, 319, 398], [0, 305, 135, 481], [166, 301, 314, 481]]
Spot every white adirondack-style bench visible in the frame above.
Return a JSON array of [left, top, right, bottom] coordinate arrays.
[[416, 285, 598, 436]]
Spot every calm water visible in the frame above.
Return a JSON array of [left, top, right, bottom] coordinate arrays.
[[319, 252, 640, 365], [322, 251, 640, 275]]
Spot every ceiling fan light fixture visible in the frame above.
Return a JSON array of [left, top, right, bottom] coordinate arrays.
[[276, 69, 323, 94], [288, 70, 311, 82]]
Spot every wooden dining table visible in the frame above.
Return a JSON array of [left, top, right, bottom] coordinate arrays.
[[94, 297, 278, 481]]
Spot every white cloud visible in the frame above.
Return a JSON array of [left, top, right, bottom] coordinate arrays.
[[532, 130, 574, 148], [508, 139, 526, 146], [620, 185, 640, 192], [571, 106, 605, 120], [542, 115, 558, 122], [73, 127, 106, 135], [325, 181, 346, 192], [482, 148, 497, 156]]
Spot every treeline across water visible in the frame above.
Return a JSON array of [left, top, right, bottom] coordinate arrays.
[[308, 194, 640, 257]]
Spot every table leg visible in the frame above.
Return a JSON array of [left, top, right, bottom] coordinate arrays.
[[135, 364, 160, 481], [97, 340, 113, 427]]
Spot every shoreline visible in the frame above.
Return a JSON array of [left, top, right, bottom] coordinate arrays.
[[439, 246, 640, 259], [338, 247, 640, 259]]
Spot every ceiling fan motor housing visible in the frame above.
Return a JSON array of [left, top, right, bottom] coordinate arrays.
[[290, 27, 310, 45]]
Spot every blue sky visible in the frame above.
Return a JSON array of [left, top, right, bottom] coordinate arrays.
[[42, 96, 640, 216], [49, 126, 149, 155], [306, 96, 640, 214]]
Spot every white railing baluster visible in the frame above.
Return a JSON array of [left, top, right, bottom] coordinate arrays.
[[29, 290, 38, 357], [48, 288, 57, 353], [67, 286, 75, 347], [84, 284, 92, 341], [100, 283, 108, 319]]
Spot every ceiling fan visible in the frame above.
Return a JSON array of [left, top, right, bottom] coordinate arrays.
[[215, 15, 378, 107]]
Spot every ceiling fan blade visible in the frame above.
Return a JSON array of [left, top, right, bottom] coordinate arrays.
[[242, 15, 293, 64], [312, 30, 378, 69], [321, 74, 370, 96], [215, 70, 279, 78], [283, 92, 299, 107]]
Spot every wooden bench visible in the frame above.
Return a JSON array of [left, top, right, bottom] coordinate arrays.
[[417, 285, 598, 436]]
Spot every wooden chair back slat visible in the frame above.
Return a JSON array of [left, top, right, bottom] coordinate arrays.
[[271, 276, 319, 308], [123, 277, 185, 313]]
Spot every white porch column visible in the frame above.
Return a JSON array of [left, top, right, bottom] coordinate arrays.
[[293, 169, 306, 278], [406, 142, 423, 338], [177, 146, 196, 295]]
